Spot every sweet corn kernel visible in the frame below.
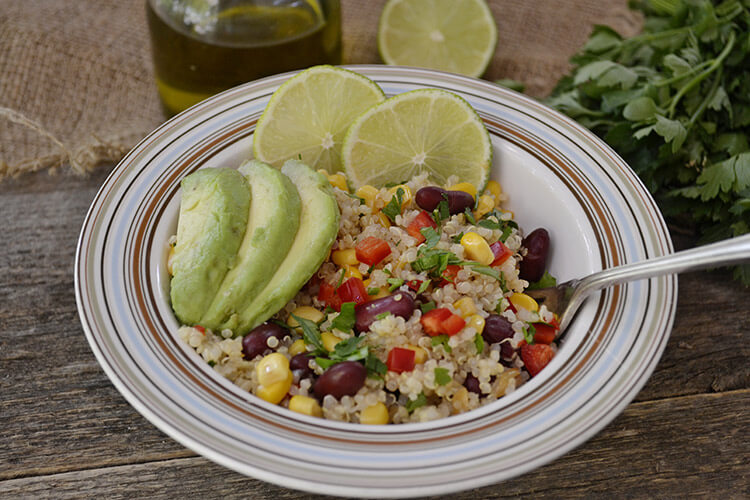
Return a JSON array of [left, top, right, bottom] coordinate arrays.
[[355, 185, 379, 208], [448, 182, 477, 198], [255, 371, 292, 405], [485, 180, 502, 199], [288, 395, 323, 417], [321, 331, 342, 351], [288, 306, 325, 331], [359, 402, 389, 425], [387, 184, 412, 208], [327, 173, 348, 191], [454, 297, 478, 318], [460, 232, 494, 265], [467, 314, 485, 334], [475, 195, 494, 219], [510, 292, 539, 313], [376, 211, 391, 228], [256, 352, 291, 387], [343, 264, 363, 280], [405, 344, 428, 364], [332, 248, 359, 266], [289, 339, 307, 356]]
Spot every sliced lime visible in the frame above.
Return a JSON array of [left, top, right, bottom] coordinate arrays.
[[253, 65, 385, 172], [342, 88, 492, 190], [378, 0, 497, 78]]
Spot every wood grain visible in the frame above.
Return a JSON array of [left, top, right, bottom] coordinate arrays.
[[1, 167, 748, 497]]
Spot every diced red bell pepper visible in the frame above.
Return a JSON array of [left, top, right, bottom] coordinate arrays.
[[520, 342, 555, 377], [386, 347, 416, 373], [532, 322, 558, 344], [441, 313, 466, 336], [194, 325, 206, 335], [337, 277, 369, 306], [489, 241, 513, 267], [437, 264, 461, 287], [406, 210, 437, 243], [355, 236, 392, 266], [318, 281, 343, 311], [421, 308, 452, 336], [420, 307, 465, 336]]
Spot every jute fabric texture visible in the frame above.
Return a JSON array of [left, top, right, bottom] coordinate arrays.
[[0, 0, 640, 180]]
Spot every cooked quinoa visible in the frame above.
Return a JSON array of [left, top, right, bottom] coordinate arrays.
[[176, 173, 558, 424]]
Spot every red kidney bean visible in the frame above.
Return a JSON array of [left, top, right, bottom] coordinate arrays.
[[445, 190, 475, 215], [290, 352, 315, 380], [416, 186, 475, 215], [482, 314, 515, 359], [519, 228, 550, 282], [354, 291, 415, 332], [241, 323, 286, 360], [464, 373, 481, 394], [415, 186, 446, 211], [313, 361, 366, 399]]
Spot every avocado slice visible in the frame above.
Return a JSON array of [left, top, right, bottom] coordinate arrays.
[[237, 160, 341, 330], [170, 168, 251, 326], [200, 160, 301, 334]]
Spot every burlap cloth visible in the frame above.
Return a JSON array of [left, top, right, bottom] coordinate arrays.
[[0, 0, 641, 180]]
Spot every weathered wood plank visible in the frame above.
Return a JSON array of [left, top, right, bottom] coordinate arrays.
[[1, 390, 747, 499]]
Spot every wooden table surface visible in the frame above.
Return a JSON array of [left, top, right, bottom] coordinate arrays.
[[1, 167, 748, 498]]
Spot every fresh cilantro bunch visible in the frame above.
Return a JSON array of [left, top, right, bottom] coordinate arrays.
[[547, 0, 750, 284]]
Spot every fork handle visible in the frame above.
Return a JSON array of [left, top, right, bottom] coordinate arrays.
[[580, 233, 750, 293]]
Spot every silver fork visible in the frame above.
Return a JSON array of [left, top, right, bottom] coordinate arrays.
[[526, 233, 750, 340]]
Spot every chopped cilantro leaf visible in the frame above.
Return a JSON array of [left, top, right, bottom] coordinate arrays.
[[331, 302, 356, 332], [366, 352, 387, 379], [315, 356, 336, 369], [432, 199, 450, 225], [474, 332, 484, 354], [386, 277, 404, 292], [420, 300, 436, 313], [406, 392, 427, 413], [292, 314, 325, 354], [207, 360, 216, 367], [375, 312, 391, 320], [417, 279, 431, 294], [382, 187, 404, 222], [526, 271, 558, 290], [434, 367, 451, 386], [523, 324, 536, 344], [464, 208, 476, 224], [431, 334, 452, 353], [367, 287, 381, 296], [420, 226, 441, 248], [451, 232, 464, 244]]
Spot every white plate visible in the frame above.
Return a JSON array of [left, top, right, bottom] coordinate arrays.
[[75, 65, 676, 498]]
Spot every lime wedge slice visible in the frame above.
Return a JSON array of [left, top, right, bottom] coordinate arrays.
[[378, 0, 497, 78], [342, 89, 492, 190], [253, 65, 386, 172]]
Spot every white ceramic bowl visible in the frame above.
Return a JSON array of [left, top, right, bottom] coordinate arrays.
[[75, 65, 676, 498]]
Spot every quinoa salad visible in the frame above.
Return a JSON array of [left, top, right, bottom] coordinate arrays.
[[174, 172, 558, 424]]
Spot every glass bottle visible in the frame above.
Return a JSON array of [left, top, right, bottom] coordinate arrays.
[[146, 0, 342, 116]]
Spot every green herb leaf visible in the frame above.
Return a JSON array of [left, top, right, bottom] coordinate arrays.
[[382, 187, 404, 222], [432, 199, 450, 225], [386, 277, 404, 292], [406, 392, 427, 413], [474, 332, 484, 354], [431, 334, 452, 353], [523, 324, 536, 344], [366, 353, 388, 379], [367, 287, 381, 296], [434, 367, 451, 386], [526, 271, 558, 290], [417, 279, 431, 294], [315, 356, 336, 369], [420, 300, 436, 313], [331, 302, 356, 332], [420, 226, 441, 248], [375, 312, 391, 320], [292, 314, 325, 354], [464, 208, 476, 224]]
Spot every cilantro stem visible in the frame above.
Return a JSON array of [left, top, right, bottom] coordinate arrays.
[[687, 67, 722, 128], [667, 31, 736, 119]]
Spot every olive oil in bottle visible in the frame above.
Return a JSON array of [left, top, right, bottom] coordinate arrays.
[[146, 0, 342, 115]]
